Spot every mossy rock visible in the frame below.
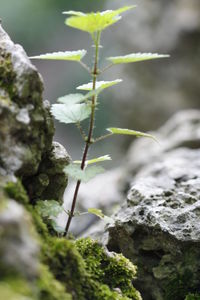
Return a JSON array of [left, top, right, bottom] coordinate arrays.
[[42, 237, 141, 300], [2, 179, 141, 299]]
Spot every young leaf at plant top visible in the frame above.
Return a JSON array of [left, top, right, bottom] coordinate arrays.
[[51, 103, 91, 124], [64, 164, 104, 183], [30, 50, 87, 61], [107, 127, 157, 141], [74, 155, 112, 165], [77, 79, 122, 91], [107, 53, 170, 64], [64, 6, 136, 34]]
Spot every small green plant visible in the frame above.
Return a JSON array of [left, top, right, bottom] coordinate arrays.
[[31, 5, 169, 236]]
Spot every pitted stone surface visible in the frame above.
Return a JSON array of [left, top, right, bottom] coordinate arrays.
[[0, 24, 54, 177], [107, 148, 200, 300]]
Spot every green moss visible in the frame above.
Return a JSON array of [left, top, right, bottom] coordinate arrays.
[[75, 238, 141, 300], [30, 207, 49, 239], [37, 264, 72, 300], [0, 51, 17, 100], [43, 237, 86, 299], [2, 180, 141, 299], [4, 180, 49, 239], [185, 294, 200, 300], [42, 236, 141, 300], [164, 270, 197, 300], [0, 267, 72, 300], [0, 278, 34, 300], [4, 180, 29, 205]]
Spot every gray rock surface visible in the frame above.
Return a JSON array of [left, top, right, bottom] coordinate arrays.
[[0, 23, 70, 292], [0, 25, 54, 177], [104, 0, 200, 132], [0, 24, 69, 201], [126, 109, 200, 176], [106, 142, 200, 298], [0, 195, 39, 279]]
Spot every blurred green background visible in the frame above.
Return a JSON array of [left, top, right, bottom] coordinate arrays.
[[1, 0, 200, 165]]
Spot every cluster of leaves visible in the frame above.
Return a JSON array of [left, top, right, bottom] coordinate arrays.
[[31, 5, 169, 233]]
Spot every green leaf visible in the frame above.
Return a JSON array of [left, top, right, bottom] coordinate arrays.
[[51, 103, 91, 124], [88, 208, 105, 219], [30, 50, 87, 61], [57, 93, 85, 105], [64, 6, 136, 33], [64, 164, 104, 183], [107, 53, 170, 64], [77, 79, 122, 91], [57, 89, 98, 105], [36, 200, 63, 219], [62, 11, 85, 16], [107, 127, 157, 141], [74, 155, 111, 165]]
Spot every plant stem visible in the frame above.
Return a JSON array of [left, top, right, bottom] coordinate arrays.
[[64, 31, 101, 236]]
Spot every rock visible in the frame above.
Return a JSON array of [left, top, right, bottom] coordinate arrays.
[[107, 148, 200, 300], [0, 197, 39, 279], [0, 24, 69, 201], [104, 0, 200, 132], [0, 24, 54, 177], [126, 109, 200, 176], [24, 141, 71, 202]]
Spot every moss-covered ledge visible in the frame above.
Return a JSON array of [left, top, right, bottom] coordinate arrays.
[[2, 179, 142, 300]]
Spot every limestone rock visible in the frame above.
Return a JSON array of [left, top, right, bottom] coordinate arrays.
[[0, 198, 39, 279], [126, 109, 200, 176], [107, 148, 200, 299], [0, 24, 69, 201], [25, 141, 71, 202], [0, 24, 54, 177]]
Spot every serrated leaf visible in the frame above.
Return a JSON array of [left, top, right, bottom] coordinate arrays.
[[74, 155, 111, 165], [107, 127, 157, 141], [77, 79, 122, 91], [107, 53, 170, 64], [57, 93, 85, 105], [64, 6, 136, 33], [36, 200, 63, 219], [30, 50, 87, 61], [64, 164, 104, 183], [57, 89, 98, 105], [51, 103, 91, 124], [88, 208, 105, 219]]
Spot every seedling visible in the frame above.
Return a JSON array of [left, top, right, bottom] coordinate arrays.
[[32, 6, 169, 236]]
